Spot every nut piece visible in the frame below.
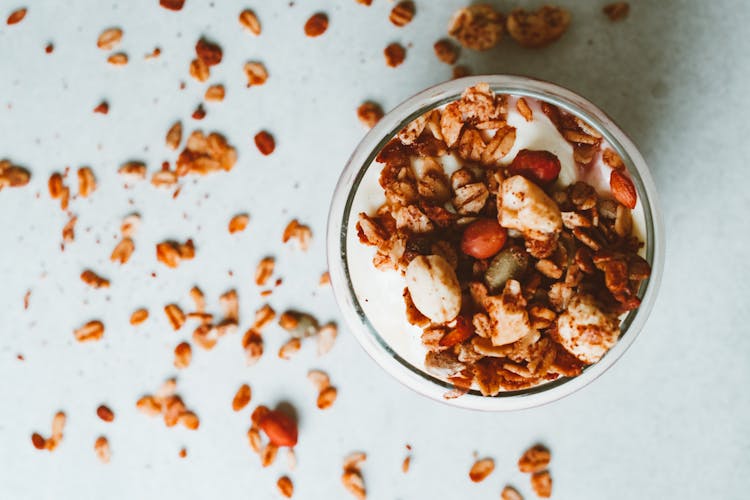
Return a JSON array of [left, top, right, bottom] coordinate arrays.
[[500, 175, 562, 235], [195, 38, 222, 67], [164, 303, 186, 330], [316, 322, 337, 356], [239, 9, 261, 35], [405, 255, 461, 324], [518, 444, 551, 473], [506, 6, 571, 48], [304, 13, 328, 37], [357, 101, 384, 129], [384, 42, 406, 67], [531, 471, 552, 498], [232, 384, 252, 411], [276, 476, 294, 498], [610, 169, 637, 209], [74, 320, 105, 342], [389, 1, 415, 27], [244, 62, 268, 86], [189, 58, 209, 82], [553, 294, 620, 364], [174, 342, 192, 369], [97, 28, 122, 50], [469, 457, 495, 482], [118, 162, 146, 179], [94, 436, 111, 463], [448, 4, 504, 51]]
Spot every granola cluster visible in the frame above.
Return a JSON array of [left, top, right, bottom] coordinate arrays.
[[356, 84, 651, 396]]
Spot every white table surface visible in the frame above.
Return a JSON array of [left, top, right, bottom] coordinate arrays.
[[1, 1, 748, 499]]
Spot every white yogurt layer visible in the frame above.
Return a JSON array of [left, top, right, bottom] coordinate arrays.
[[346, 95, 647, 379]]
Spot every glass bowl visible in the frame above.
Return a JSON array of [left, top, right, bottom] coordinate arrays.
[[326, 75, 664, 411]]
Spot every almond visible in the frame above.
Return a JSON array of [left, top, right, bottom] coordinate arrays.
[[610, 169, 637, 209], [259, 410, 298, 447], [7, 8, 27, 25], [254, 131, 275, 155]]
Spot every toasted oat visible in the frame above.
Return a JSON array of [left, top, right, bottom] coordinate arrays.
[[174, 342, 192, 369], [191, 104, 206, 120], [402, 455, 411, 473], [62, 215, 77, 244], [156, 240, 194, 268], [189, 286, 205, 312], [94, 436, 111, 463], [204, 84, 225, 102], [603, 2, 630, 21], [248, 427, 262, 453], [278, 338, 302, 360], [357, 101, 384, 129], [319, 271, 330, 286], [118, 161, 147, 179], [227, 213, 249, 234], [355, 0, 372, 5], [307, 370, 330, 392], [342, 460, 366, 500], [316, 322, 338, 356], [93, 101, 109, 114], [261, 443, 279, 467], [244, 61, 268, 86], [516, 98, 533, 121], [48, 172, 64, 199], [287, 448, 297, 470], [166, 121, 182, 150], [0, 160, 31, 190], [506, 6, 571, 48], [23, 290, 31, 310], [242, 329, 264, 365], [452, 65, 471, 79], [254, 131, 275, 155], [232, 384, 252, 411], [32, 411, 66, 452], [317, 386, 338, 410], [145, 47, 161, 59], [110, 237, 135, 263], [518, 444, 550, 473], [178, 411, 200, 430], [107, 53, 128, 66], [196, 38, 222, 67], [253, 304, 276, 330], [433, 39, 459, 64], [97, 28, 122, 50], [384, 42, 406, 67], [159, 0, 185, 10], [304, 13, 329, 37], [179, 447, 187, 458], [164, 303, 186, 330], [239, 9, 261, 35], [501, 486, 524, 500], [448, 4, 504, 51], [7, 8, 27, 25], [97, 405, 115, 422], [74, 320, 104, 342], [277, 476, 294, 498], [80, 270, 110, 289], [531, 471, 552, 498], [177, 129, 237, 175], [189, 58, 210, 82], [282, 219, 312, 251], [602, 148, 624, 169], [120, 213, 141, 237], [151, 169, 178, 188], [219, 289, 239, 323], [389, 1, 415, 27], [253, 257, 275, 286], [469, 457, 495, 482]]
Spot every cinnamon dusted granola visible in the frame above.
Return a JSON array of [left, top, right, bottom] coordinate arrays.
[[354, 83, 651, 395], [176, 130, 237, 177], [0, 159, 31, 190], [136, 378, 199, 430], [389, 1, 415, 27], [448, 4, 504, 51], [506, 6, 571, 48]]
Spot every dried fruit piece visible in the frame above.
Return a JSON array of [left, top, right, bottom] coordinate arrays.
[[461, 219, 507, 259], [164, 304, 186, 330], [433, 39, 459, 64], [94, 436, 110, 463], [174, 342, 192, 369], [74, 320, 105, 342], [448, 4, 504, 51], [518, 444, 551, 473], [282, 219, 312, 251], [254, 131, 275, 155], [277, 476, 294, 498], [255, 257, 275, 285], [7, 8, 27, 25], [509, 149, 561, 184], [228, 213, 249, 234], [469, 457, 495, 482], [77, 167, 96, 197], [244, 61, 268, 86], [204, 84, 225, 102], [159, 0, 185, 10], [610, 169, 637, 209], [232, 384, 252, 411], [357, 101, 384, 129], [530, 471, 552, 498], [259, 410, 298, 447], [239, 9, 261, 35], [384, 42, 406, 67], [166, 121, 182, 150], [195, 38, 222, 66], [304, 13, 328, 37], [506, 6, 571, 48], [389, 1, 415, 27], [603, 2, 630, 21], [96, 405, 115, 422], [97, 28, 122, 50], [80, 270, 110, 289], [107, 53, 128, 66]]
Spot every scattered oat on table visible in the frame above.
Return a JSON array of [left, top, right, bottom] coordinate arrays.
[[304, 13, 329, 37], [357, 102, 384, 129], [384, 42, 406, 67], [603, 2, 630, 21], [469, 457, 495, 482]]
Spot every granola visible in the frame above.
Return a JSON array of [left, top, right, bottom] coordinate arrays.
[[354, 83, 651, 395]]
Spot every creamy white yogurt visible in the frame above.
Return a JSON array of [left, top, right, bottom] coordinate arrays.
[[346, 95, 647, 378]]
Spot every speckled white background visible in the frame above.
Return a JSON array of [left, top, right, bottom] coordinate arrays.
[[0, 1, 748, 499]]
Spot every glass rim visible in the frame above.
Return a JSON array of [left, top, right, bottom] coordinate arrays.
[[327, 75, 665, 411]]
